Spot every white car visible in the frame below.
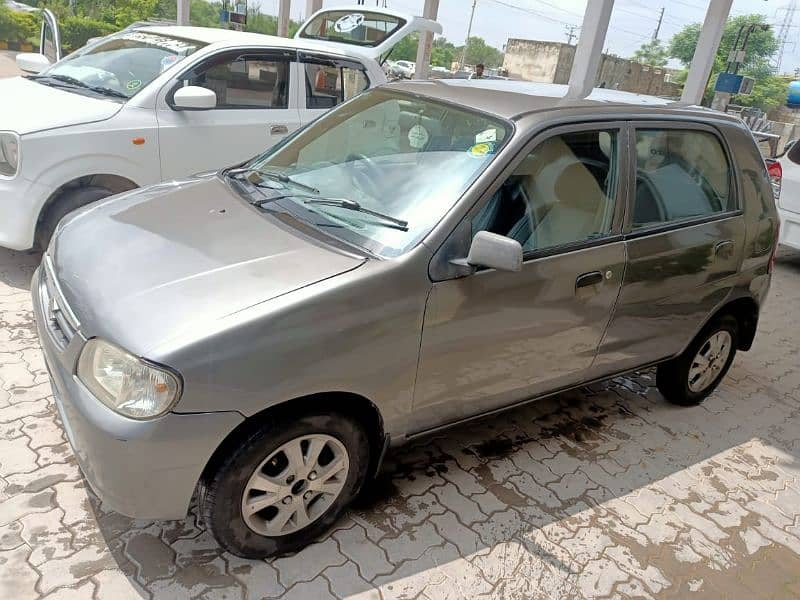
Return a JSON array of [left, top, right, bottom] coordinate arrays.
[[0, 6, 440, 250], [777, 141, 800, 251], [390, 60, 415, 79]]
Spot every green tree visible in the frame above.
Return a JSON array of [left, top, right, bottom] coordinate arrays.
[[668, 14, 784, 110], [431, 37, 456, 68], [456, 36, 503, 68], [632, 39, 668, 67]]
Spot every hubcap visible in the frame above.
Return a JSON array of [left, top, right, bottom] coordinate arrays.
[[241, 434, 349, 537], [688, 330, 732, 393]]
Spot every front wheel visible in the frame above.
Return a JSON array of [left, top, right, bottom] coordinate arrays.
[[200, 413, 370, 558], [656, 315, 738, 406]]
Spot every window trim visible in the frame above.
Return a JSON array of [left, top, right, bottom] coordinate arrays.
[[166, 48, 297, 111], [299, 51, 370, 110], [463, 121, 631, 265], [623, 120, 740, 236]]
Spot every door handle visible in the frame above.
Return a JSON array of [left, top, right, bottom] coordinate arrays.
[[575, 271, 604, 289], [714, 239, 735, 258], [270, 124, 289, 136]]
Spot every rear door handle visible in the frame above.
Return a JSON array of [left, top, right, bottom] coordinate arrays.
[[576, 271, 604, 289], [270, 124, 289, 135], [714, 239, 735, 258]]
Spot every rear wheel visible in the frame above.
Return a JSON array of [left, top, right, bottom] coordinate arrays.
[[200, 413, 369, 558], [36, 186, 112, 249], [656, 315, 738, 406]]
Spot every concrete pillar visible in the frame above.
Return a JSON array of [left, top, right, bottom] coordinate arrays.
[[305, 0, 322, 19], [566, 0, 615, 99], [414, 0, 440, 80], [681, 0, 733, 105], [277, 0, 292, 37], [177, 0, 190, 26]]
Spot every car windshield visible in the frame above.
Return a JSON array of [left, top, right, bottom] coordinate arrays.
[[35, 30, 205, 99], [240, 88, 512, 256]]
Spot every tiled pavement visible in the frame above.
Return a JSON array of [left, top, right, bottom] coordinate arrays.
[[1, 245, 800, 600]]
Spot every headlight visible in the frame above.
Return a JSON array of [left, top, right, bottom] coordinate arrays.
[[77, 339, 181, 419], [0, 131, 20, 177]]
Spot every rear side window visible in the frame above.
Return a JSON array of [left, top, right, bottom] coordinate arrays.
[[304, 62, 369, 109], [633, 129, 734, 228]]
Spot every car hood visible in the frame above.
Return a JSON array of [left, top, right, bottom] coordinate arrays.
[[50, 177, 366, 355], [0, 76, 122, 135]]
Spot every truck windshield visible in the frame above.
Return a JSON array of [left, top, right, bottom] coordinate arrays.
[[241, 88, 513, 257], [34, 31, 205, 100]]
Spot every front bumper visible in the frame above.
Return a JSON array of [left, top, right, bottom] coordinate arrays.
[[31, 266, 243, 519], [0, 175, 54, 250]]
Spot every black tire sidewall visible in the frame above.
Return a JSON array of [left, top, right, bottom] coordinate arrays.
[[37, 186, 112, 249], [202, 413, 369, 559]]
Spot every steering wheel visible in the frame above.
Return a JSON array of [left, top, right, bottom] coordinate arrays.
[[345, 153, 382, 199]]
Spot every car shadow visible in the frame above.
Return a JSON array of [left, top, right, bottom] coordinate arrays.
[[0, 248, 41, 291], [83, 360, 800, 598]]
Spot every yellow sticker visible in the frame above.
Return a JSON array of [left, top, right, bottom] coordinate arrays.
[[468, 142, 493, 157]]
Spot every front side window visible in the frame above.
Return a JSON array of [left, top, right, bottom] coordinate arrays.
[[184, 54, 290, 109], [238, 89, 512, 256], [37, 31, 205, 99], [304, 62, 369, 109], [633, 129, 733, 228], [473, 130, 619, 253]]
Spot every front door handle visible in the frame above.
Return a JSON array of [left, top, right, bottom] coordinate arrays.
[[576, 271, 604, 289], [270, 124, 289, 136]]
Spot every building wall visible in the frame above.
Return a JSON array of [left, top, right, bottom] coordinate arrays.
[[503, 38, 682, 97]]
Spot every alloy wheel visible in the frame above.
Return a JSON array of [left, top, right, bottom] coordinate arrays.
[[241, 434, 349, 536], [687, 330, 733, 393]]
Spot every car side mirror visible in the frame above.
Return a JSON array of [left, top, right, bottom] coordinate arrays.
[[16, 53, 51, 74], [459, 231, 523, 272], [173, 86, 217, 110]]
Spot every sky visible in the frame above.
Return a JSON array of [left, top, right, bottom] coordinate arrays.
[[263, 0, 800, 74]]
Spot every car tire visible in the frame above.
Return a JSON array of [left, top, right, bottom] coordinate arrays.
[[36, 186, 112, 250], [656, 315, 739, 407], [200, 412, 370, 559]]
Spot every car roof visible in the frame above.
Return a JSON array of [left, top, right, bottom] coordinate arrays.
[[385, 79, 739, 123], [140, 25, 373, 61]]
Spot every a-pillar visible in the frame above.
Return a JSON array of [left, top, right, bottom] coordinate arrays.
[[414, 0, 440, 80]]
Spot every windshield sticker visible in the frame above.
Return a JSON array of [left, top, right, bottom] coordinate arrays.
[[126, 79, 142, 91], [408, 124, 429, 149], [119, 31, 198, 54], [468, 142, 497, 158], [160, 55, 179, 73], [475, 128, 497, 144], [334, 13, 365, 33]]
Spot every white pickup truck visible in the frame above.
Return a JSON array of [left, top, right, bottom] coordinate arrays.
[[0, 6, 439, 250]]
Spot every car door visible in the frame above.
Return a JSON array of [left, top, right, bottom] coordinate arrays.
[[590, 122, 746, 379], [411, 123, 629, 432], [298, 53, 371, 125], [156, 48, 301, 180]]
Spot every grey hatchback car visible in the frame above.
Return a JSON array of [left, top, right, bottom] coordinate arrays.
[[32, 80, 778, 558]]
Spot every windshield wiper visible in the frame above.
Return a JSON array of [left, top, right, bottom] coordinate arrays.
[[226, 167, 319, 194], [29, 74, 128, 99], [304, 197, 408, 231]]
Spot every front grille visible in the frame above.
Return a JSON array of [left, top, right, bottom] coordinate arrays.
[[40, 255, 79, 349]]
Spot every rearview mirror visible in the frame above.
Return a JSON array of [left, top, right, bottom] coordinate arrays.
[[789, 138, 800, 165], [465, 231, 523, 272], [16, 53, 51, 74], [173, 86, 217, 110]]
